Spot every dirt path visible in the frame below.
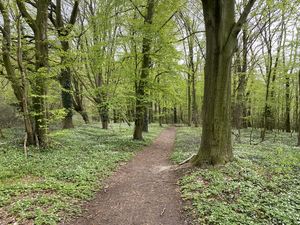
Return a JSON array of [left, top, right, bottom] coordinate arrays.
[[65, 127, 187, 225]]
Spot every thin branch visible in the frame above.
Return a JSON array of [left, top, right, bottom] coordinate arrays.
[[158, 10, 178, 31], [129, 0, 146, 19], [233, 0, 257, 36], [69, 0, 80, 25], [16, 0, 37, 32], [174, 31, 204, 43]]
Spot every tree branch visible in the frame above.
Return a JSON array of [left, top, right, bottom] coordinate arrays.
[[129, 0, 146, 19], [158, 10, 178, 31], [174, 31, 204, 43], [233, 0, 257, 36], [16, 0, 37, 32], [69, 0, 80, 25], [56, 0, 63, 28]]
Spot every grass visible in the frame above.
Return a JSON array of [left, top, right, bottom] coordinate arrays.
[[172, 127, 300, 225], [0, 123, 163, 225]]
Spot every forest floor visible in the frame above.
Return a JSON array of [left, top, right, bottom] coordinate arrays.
[[172, 127, 300, 225], [64, 127, 188, 225], [0, 124, 163, 225], [2, 124, 298, 225]]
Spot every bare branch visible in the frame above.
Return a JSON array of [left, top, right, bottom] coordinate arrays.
[[129, 0, 146, 19], [16, 0, 37, 32], [69, 0, 80, 25], [233, 0, 257, 36]]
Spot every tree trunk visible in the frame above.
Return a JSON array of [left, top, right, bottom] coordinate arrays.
[[192, 72, 198, 127], [154, 103, 158, 122], [193, 0, 255, 166], [282, 25, 291, 133], [180, 105, 184, 124], [296, 84, 298, 132], [297, 71, 300, 145], [285, 75, 291, 133], [16, 16, 36, 145], [32, 0, 50, 147], [133, 0, 155, 140], [113, 110, 118, 123], [73, 100, 89, 124], [173, 106, 178, 124], [99, 104, 109, 129], [149, 102, 154, 123], [72, 76, 89, 124], [262, 12, 285, 139], [54, 0, 79, 129], [187, 73, 192, 126], [59, 42, 74, 129], [143, 107, 149, 132], [0, 2, 36, 145], [163, 107, 168, 124], [158, 104, 163, 127], [188, 34, 198, 127], [0, 129, 4, 139], [235, 27, 248, 130]]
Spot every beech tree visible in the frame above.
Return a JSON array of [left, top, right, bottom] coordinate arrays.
[[17, 0, 50, 147], [75, 0, 123, 129], [0, 1, 35, 145], [50, 0, 80, 129], [192, 0, 256, 166], [298, 70, 300, 145], [179, 12, 201, 127], [133, 0, 155, 140], [0, 0, 298, 149]]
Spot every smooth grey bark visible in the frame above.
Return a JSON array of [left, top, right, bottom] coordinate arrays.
[[193, 0, 256, 166]]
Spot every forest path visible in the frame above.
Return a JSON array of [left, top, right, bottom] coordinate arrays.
[[64, 127, 187, 225]]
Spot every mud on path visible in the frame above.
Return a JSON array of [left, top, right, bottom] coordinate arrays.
[[64, 127, 187, 225]]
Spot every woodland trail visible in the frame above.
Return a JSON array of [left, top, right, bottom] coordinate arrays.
[[64, 127, 187, 225]]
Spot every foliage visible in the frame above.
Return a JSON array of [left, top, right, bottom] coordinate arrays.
[[0, 124, 162, 225], [172, 127, 300, 225]]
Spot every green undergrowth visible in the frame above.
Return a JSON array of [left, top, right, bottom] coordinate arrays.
[[0, 123, 162, 225], [172, 127, 300, 225]]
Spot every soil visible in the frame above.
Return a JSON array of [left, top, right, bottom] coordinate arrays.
[[63, 127, 189, 225]]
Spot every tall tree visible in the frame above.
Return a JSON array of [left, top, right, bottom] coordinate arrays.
[[0, 1, 35, 145], [75, 0, 125, 129], [259, 4, 285, 140], [298, 70, 300, 146], [133, 0, 155, 140], [17, 0, 50, 147], [234, 26, 249, 131], [193, 0, 256, 166], [50, 0, 80, 129]]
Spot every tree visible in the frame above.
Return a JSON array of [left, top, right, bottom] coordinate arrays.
[[17, 0, 50, 147], [0, 1, 36, 145], [133, 0, 155, 140], [298, 70, 300, 146], [233, 26, 249, 131], [50, 0, 80, 129], [76, 0, 123, 129], [258, 4, 286, 139], [72, 72, 90, 124], [193, 0, 256, 166]]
